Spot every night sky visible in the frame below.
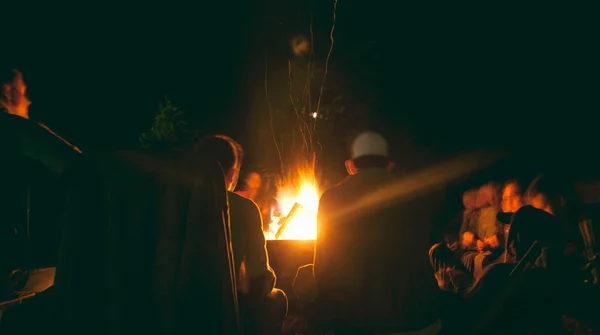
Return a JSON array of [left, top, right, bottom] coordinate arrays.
[[3, 2, 599, 180]]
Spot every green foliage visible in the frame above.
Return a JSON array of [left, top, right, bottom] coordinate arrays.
[[139, 97, 191, 149]]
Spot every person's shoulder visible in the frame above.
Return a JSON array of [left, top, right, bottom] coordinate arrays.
[[511, 205, 556, 227], [320, 170, 395, 202], [320, 179, 347, 203], [228, 191, 261, 213], [513, 205, 550, 218]]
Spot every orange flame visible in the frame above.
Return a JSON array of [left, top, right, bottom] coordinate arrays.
[[1, 70, 31, 119], [265, 171, 319, 240]]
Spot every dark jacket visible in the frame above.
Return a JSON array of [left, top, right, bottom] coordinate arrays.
[[228, 191, 275, 297], [313, 168, 440, 333], [0, 113, 81, 298], [506, 205, 567, 266], [55, 151, 240, 335]]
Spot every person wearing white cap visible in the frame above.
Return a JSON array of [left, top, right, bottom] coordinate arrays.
[[289, 131, 442, 335], [344, 131, 395, 175]]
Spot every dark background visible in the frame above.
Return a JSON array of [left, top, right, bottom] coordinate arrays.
[[3, 2, 599, 195]]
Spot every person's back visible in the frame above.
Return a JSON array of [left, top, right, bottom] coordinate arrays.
[[194, 135, 285, 334], [228, 191, 274, 294], [55, 150, 240, 335], [313, 132, 441, 334]]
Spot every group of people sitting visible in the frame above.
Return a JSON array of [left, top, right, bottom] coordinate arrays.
[[429, 176, 597, 333], [286, 132, 598, 335], [431, 179, 532, 285]]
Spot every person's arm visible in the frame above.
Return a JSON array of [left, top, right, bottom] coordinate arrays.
[[461, 210, 479, 248], [482, 219, 502, 241], [313, 191, 335, 283], [458, 211, 470, 239], [243, 201, 275, 297], [476, 209, 503, 251], [458, 213, 471, 243]]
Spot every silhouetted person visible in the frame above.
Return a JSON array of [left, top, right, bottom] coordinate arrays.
[[194, 135, 286, 334], [55, 151, 240, 335], [236, 170, 262, 202], [500, 179, 527, 214], [496, 179, 527, 262], [293, 131, 441, 335], [460, 183, 503, 276], [430, 188, 479, 275]]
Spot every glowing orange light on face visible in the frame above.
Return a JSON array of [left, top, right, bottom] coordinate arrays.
[[1, 70, 31, 120], [265, 173, 319, 240]]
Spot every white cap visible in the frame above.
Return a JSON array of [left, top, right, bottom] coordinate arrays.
[[350, 131, 389, 159]]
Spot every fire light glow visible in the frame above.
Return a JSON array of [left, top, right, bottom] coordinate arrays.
[[265, 177, 319, 240]]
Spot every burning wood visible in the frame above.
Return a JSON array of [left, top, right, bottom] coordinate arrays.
[[265, 180, 319, 240], [274, 202, 304, 240], [253, 169, 320, 241]]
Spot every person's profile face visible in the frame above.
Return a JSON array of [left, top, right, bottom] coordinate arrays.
[[529, 194, 553, 215], [501, 183, 525, 213], [475, 186, 492, 208], [245, 172, 262, 190]]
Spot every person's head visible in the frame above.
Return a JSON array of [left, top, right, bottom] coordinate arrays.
[[462, 188, 478, 211], [193, 135, 244, 191], [240, 171, 262, 201], [345, 131, 394, 175], [526, 174, 578, 217], [245, 171, 262, 189], [1, 69, 30, 120], [501, 179, 526, 213], [475, 182, 500, 209]]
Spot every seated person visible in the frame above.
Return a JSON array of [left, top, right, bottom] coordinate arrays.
[[429, 187, 478, 275], [508, 175, 581, 266], [430, 183, 504, 280], [194, 136, 287, 334], [438, 175, 579, 334], [500, 179, 527, 215], [496, 179, 528, 262], [290, 132, 441, 335], [444, 187, 478, 250], [235, 169, 263, 202], [236, 168, 275, 231]]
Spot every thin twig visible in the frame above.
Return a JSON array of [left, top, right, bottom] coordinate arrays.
[[265, 48, 284, 174], [289, 60, 310, 158], [314, 0, 339, 131]]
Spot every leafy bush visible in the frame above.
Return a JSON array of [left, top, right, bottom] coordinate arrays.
[[139, 97, 193, 149]]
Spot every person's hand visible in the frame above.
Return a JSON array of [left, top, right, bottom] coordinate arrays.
[[435, 267, 454, 291], [476, 239, 487, 252], [462, 231, 475, 247], [484, 235, 500, 249]]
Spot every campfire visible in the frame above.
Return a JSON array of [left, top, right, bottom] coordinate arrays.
[[265, 176, 319, 240]]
